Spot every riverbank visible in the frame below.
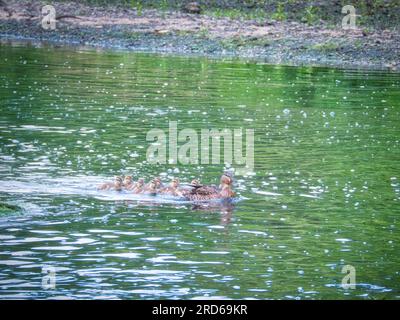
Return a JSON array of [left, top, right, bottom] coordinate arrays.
[[0, 0, 399, 70]]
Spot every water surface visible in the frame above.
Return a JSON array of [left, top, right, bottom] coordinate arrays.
[[0, 42, 399, 299]]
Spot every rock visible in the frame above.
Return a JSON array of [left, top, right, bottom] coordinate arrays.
[[182, 2, 202, 15], [255, 20, 275, 27], [0, 0, 13, 17], [154, 29, 169, 35]]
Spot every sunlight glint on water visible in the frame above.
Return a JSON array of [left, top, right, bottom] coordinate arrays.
[[0, 43, 399, 299]]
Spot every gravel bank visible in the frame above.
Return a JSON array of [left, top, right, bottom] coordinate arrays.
[[0, 0, 399, 70]]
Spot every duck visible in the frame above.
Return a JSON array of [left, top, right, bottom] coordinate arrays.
[[143, 179, 158, 195], [98, 176, 123, 191], [123, 175, 134, 190], [183, 173, 235, 201], [218, 173, 235, 198], [182, 178, 216, 196], [131, 178, 145, 194], [159, 178, 181, 196], [177, 179, 201, 194], [153, 177, 164, 191], [189, 179, 201, 187]]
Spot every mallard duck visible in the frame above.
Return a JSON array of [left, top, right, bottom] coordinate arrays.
[[189, 179, 201, 187], [219, 173, 235, 198], [153, 177, 164, 191], [131, 178, 145, 194], [143, 179, 158, 195], [123, 175, 134, 190], [182, 178, 217, 196], [183, 173, 235, 201], [98, 176, 123, 191], [159, 178, 181, 196], [178, 179, 200, 194]]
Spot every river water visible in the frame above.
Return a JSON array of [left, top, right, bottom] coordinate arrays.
[[0, 42, 399, 299]]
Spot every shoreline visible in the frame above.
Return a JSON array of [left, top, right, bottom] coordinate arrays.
[[0, 1, 399, 71], [2, 35, 399, 73]]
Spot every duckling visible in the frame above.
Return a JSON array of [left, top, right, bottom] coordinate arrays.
[[113, 176, 123, 191], [159, 178, 181, 196], [184, 173, 235, 201], [143, 179, 158, 196], [98, 176, 123, 191], [131, 178, 145, 194], [153, 177, 164, 191], [123, 175, 134, 190]]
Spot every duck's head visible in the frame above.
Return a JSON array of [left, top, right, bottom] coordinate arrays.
[[220, 173, 233, 186], [153, 177, 162, 188], [148, 180, 157, 192], [123, 175, 133, 185], [135, 178, 145, 187], [171, 178, 180, 188], [190, 179, 201, 187], [114, 176, 123, 187], [220, 173, 235, 198]]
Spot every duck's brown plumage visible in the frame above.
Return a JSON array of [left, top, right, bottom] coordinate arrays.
[[123, 175, 134, 190], [98, 173, 235, 200], [143, 179, 158, 195], [153, 177, 164, 190], [159, 178, 181, 196], [98, 176, 123, 191], [132, 178, 145, 194], [183, 174, 234, 201]]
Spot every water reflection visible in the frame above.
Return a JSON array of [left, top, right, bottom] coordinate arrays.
[[191, 202, 235, 226]]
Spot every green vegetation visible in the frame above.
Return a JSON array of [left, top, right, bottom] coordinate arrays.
[[271, 2, 286, 21], [311, 41, 340, 52], [56, 0, 399, 29], [118, 30, 143, 41], [302, 5, 319, 25], [219, 36, 246, 49], [130, 0, 143, 16], [197, 26, 210, 38], [160, 0, 168, 18], [204, 7, 268, 22], [353, 39, 364, 49], [311, 41, 339, 51]]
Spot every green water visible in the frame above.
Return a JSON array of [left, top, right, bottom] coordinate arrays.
[[0, 42, 399, 299]]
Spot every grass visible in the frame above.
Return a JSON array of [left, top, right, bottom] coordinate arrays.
[[271, 3, 286, 21], [311, 41, 340, 52], [175, 29, 195, 36], [197, 27, 210, 38], [204, 8, 269, 23], [353, 39, 364, 49], [51, 1, 400, 29], [220, 35, 272, 49], [302, 6, 319, 25], [120, 30, 143, 41]]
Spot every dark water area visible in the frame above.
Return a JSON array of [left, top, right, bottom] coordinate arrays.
[[0, 43, 399, 299]]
